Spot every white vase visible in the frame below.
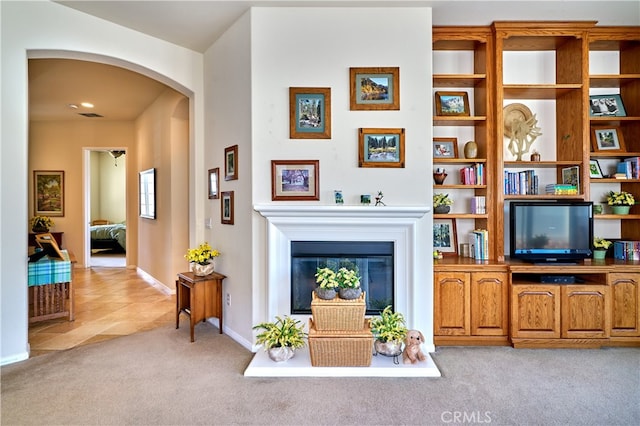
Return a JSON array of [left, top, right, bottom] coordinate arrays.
[[192, 262, 214, 276], [267, 346, 295, 362]]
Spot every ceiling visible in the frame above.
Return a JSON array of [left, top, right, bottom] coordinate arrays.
[[31, 1, 639, 122]]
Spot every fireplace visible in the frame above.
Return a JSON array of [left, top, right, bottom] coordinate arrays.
[[291, 240, 394, 315], [254, 204, 432, 350]]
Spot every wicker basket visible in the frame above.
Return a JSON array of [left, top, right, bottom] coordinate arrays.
[[311, 291, 366, 331], [308, 319, 373, 367]]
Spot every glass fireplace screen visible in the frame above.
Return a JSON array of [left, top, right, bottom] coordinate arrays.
[[290, 241, 394, 315]]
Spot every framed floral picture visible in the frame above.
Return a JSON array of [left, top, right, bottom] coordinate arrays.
[[34, 170, 65, 217], [289, 87, 331, 139], [358, 128, 405, 168], [271, 160, 319, 201], [349, 67, 399, 110], [433, 137, 458, 159]]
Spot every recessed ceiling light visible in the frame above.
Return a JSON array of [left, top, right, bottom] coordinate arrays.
[[68, 104, 78, 109], [81, 102, 94, 108]]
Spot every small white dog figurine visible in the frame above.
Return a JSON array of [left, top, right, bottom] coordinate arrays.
[[402, 329, 426, 364]]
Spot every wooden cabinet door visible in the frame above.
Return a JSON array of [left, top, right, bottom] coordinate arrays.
[[609, 273, 640, 337], [561, 285, 609, 339], [471, 272, 508, 336], [511, 284, 560, 339], [434, 272, 470, 336]]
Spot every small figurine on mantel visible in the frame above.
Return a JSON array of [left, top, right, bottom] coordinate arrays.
[[375, 191, 386, 206]]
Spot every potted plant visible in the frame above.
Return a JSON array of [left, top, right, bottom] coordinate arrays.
[[370, 305, 408, 357], [607, 191, 635, 215], [336, 267, 362, 300], [253, 315, 306, 362], [315, 267, 339, 300], [184, 242, 220, 276], [433, 193, 453, 214], [30, 215, 54, 233], [593, 237, 612, 260]]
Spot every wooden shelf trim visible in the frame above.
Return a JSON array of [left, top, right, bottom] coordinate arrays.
[[590, 152, 640, 159], [433, 158, 487, 164], [434, 74, 487, 87], [504, 160, 583, 167], [590, 74, 640, 88], [434, 213, 489, 219], [503, 84, 582, 99], [594, 214, 640, 220], [434, 116, 487, 126], [433, 184, 486, 189]]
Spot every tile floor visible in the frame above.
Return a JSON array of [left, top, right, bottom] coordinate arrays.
[[28, 266, 175, 357]]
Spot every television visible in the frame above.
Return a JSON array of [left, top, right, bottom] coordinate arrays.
[[509, 201, 593, 263]]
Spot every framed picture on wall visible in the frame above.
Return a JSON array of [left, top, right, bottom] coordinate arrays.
[[349, 67, 400, 110], [225, 145, 238, 181], [433, 218, 457, 256], [289, 87, 331, 139], [271, 160, 319, 201], [358, 128, 405, 168], [139, 168, 156, 219], [34, 170, 65, 217], [208, 168, 219, 199], [221, 191, 234, 224]]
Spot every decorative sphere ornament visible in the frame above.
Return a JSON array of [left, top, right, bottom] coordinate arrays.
[[463, 140, 478, 159]]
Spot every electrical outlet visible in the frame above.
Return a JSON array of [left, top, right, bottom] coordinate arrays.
[[226, 293, 230, 306], [205, 217, 212, 229]]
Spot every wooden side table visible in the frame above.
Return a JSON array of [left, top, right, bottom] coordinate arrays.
[[176, 271, 226, 342]]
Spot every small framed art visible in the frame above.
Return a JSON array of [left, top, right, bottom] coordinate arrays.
[[208, 168, 219, 199], [225, 145, 238, 181], [591, 127, 626, 153], [589, 94, 626, 117], [589, 160, 604, 179], [349, 67, 399, 110], [139, 168, 156, 219], [271, 160, 319, 201], [34, 170, 65, 217], [289, 87, 331, 139], [435, 91, 470, 116], [221, 191, 234, 225], [358, 128, 405, 168], [562, 166, 580, 188], [433, 218, 457, 256], [433, 137, 458, 159]]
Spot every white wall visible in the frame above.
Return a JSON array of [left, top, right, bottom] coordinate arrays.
[[249, 7, 433, 344], [1, 1, 204, 365]]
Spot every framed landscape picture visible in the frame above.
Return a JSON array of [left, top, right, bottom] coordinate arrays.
[[562, 166, 580, 189], [34, 170, 65, 217], [589, 160, 604, 179], [358, 128, 405, 168], [435, 91, 470, 116], [289, 87, 331, 139], [433, 218, 457, 256], [271, 160, 319, 201], [349, 67, 399, 110]]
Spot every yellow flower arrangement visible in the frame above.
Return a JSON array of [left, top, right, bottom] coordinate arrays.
[[606, 191, 635, 206], [30, 216, 54, 230], [184, 242, 220, 265], [593, 237, 612, 250]]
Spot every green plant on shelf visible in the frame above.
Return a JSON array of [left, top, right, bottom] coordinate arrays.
[[433, 193, 453, 207]]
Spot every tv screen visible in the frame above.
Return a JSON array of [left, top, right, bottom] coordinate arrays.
[[509, 201, 593, 263]]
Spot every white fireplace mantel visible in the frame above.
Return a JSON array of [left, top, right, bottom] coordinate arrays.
[[254, 203, 433, 353]]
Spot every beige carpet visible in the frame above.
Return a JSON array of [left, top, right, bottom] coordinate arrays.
[[2, 322, 639, 425]]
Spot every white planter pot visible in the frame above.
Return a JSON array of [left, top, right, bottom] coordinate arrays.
[[267, 346, 295, 362], [192, 262, 214, 276]]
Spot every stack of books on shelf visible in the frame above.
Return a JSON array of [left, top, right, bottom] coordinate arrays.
[[470, 196, 486, 214], [613, 241, 640, 261], [504, 170, 538, 195], [459, 163, 485, 185], [545, 184, 578, 195], [616, 158, 640, 179], [468, 229, 489, 260]]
